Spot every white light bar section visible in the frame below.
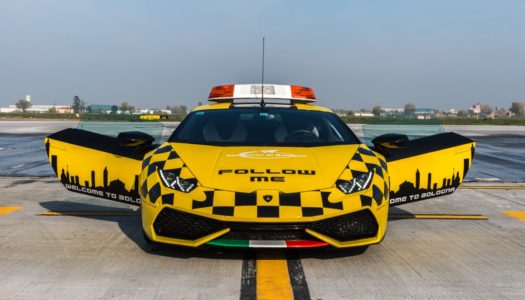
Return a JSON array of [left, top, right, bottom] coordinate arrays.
[[209, 84, 316, 102], [234, 84, 291, 99]]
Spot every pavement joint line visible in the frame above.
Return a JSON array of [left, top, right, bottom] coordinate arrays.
[[474, 189, 525, 207], [0, 206, 22, 216], [240, 251, 256, 300], [286, 252, 311, 300], [501, 211, 525, 222]]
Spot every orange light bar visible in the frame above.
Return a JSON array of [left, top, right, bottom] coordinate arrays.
[[291, 85, 316, 100], [209, 85, 234, 99]]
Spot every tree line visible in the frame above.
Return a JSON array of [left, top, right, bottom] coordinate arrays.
[[14, 96, 189, 115], [352, 102, 525, 118], [13, 96, 525, 118]]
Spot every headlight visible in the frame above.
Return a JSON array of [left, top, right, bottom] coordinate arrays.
[[158, 169, 197, 193], [336, 171, 373, 194]]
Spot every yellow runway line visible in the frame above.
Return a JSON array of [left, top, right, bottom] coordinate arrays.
[[413, 214, 488, 220], [459, 186, 525, 190], [502, 211, 525, 222], [38, 211, 138, 217], [256, 251, 293, 300], [389, 214, 488, 220], [0, 206, 22, 216]]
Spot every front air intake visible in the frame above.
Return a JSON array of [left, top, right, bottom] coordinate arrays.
[[309, 209, 378, 241], [153, 208, 226, 240]]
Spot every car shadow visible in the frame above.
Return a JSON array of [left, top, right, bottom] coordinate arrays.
[[39, 200, 250, 260], [388, 206, 416, 221], [39, 200, 416, 260]]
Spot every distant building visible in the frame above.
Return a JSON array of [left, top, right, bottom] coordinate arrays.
[[494, 108, 513, 118], [0, 106, 17, 113], [414, 108, 435, 119], [28, 105, 73, 113], [353, 112, 374, 117], [333, 109, 350, 117], [0, 95, 73, 113], [87, 104, 114, 114], [469, 103, 481, 115], [381, 108, 404, 118], [0, 104, 72, 113], [55, 106, 73, 113], [382, 108, 404, 113]]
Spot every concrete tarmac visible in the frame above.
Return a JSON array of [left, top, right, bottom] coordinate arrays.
[[1, 177, 524, 299], [0, 120, 79, 134]]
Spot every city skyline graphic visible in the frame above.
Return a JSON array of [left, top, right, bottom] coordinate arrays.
[[48, 149, 140, 203], [389, 145, 474, 201]]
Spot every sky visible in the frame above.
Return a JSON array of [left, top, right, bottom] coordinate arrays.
[[1, 0, 524, 110]]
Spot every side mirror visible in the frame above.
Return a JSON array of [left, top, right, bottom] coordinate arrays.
[[371, 133, 409, 150], [117, 131, 155, 147]]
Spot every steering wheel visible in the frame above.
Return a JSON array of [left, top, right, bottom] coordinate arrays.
[[284, 130, 319, 142]]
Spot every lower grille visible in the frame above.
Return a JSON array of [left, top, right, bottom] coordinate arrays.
[[153, 207, 377, 242], [310, 209, 378, 241], [221, 230, 311, 241], [153, 208, 226, 240]]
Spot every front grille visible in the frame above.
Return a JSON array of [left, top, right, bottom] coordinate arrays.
[[153, 207, 377, 242], [153, 208, 226, 240], [221, 230, 311, 241], [310, 209, 378, 241]]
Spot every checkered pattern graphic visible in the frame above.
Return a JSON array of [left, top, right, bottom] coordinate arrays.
[[140, 144, 196, 205], [338, 145, 389, 207], [185, 190, 347, 218], [140, 143, 389, 219]]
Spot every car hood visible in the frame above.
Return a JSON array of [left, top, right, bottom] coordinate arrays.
[[169, 143, 359, 193]]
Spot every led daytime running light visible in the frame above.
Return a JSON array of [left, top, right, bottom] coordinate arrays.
[[158, 169, 196, 193], [337, 170, 374, 194]]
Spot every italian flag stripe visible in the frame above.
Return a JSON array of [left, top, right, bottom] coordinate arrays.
[[207, 239, 249, 247], [207, 239, 328, 248], [286, 240, 328, 248], [249, 240, 287, 248]]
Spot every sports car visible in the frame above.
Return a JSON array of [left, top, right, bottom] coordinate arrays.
[[45, 84, 475, 249]]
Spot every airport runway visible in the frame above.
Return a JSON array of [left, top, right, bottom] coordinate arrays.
[[0, 120, 524, 299], [1, 121, 524, 181]]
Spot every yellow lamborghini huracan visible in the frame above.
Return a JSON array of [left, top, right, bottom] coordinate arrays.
[[45, 84, 475, 249]]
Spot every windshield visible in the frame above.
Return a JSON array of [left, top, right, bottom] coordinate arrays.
[[170, 107, 360, 146]]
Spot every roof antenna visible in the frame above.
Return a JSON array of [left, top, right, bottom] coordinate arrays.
[[260, 37, 266, 107]]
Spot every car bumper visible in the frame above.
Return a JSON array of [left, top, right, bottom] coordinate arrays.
[[142, 205, 388, 248]]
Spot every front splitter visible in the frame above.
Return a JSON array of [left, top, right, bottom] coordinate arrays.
[[207, 239, 328, 248]]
